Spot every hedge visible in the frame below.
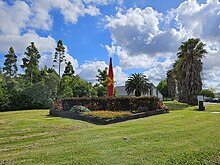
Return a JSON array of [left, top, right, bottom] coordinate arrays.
[[61, 96, 160, 113]]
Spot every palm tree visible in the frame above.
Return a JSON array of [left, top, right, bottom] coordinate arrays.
[[166, 69, 176, 100], [125, 73, 150, 96], [176, 38, 207, 105], [173, 59, 188, 103]]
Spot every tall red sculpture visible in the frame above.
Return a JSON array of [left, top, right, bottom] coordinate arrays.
[[107, 57, 114, 96]]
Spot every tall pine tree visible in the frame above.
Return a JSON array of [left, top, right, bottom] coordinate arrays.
[[21, 42, 41, 85], [53, 40, 66, 78], [3, 47, 18, 78], [63, 61, 74, 77]]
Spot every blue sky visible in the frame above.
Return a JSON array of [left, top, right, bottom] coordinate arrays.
[[0, 0, 220, 91]]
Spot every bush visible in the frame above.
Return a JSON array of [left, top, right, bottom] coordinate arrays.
[[69, 105, 91, 114], [200, 89, 215, 98], [62, 96, 160, 113]]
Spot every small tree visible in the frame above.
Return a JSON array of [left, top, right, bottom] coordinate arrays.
[[63, 61, 74, 77], [21, 42, 41, 85], [3, 47, 18, 78], [157, 79, 168, 100], [96, 67, 108, 87], [200, 89, 215, 98], [93, 67, 109, 97], [53, 40, 66, 78]]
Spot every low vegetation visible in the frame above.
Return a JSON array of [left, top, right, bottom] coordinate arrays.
[[0, 101, 220, 164], [83, 110, 132, 119]]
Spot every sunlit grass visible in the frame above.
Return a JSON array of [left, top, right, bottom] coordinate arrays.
[[0, 103, 220, 164], [204, 103, 220, 112]]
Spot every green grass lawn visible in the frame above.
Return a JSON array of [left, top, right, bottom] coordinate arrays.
[[0, 102, 220, 165]]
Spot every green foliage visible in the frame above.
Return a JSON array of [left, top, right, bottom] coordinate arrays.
[[125, 73, 150, 96], [93, 67, 109, 97], [96, 67, 108, 87], [21, 42, 41, 85], [73, 79, 92, 97], [69, 105, 91, 114], [200, 89, 215, 98], [3, 47, 18, 78], [23, 81, 52, 108], [4, 77, 27, 110], [62, 96, 160, 112], [156, 79, 168, 99], [0, 76, 10, 111], [63, 61, 74, 77], [53, 40, 66, 78], [59, 75, 93, 98]]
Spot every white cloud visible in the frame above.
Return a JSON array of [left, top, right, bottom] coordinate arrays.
[[76, 60, 108, 83], [29, 0, 100, 30], [76, 60, 128, 86], [0, 0, 119, 34], [105, 44, 116, 57], [0, 31, 56, 54], [143, 58, 173, 85], [106, 7, 162, 56], [0, 1, 31, 35], [203, 70, 220, 92], [172, 0, 220, 42], [115, 46, 157, 69], [39, 45, 79, 75], [113, 66, 128, 86]]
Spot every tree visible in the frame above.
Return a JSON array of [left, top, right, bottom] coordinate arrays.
[[39, 67, 60, 98], [3, 47, 18, 78], [0, 74, 10, 111], [173, 59, 187, 102], [59, 75, 74, 98], [94, 67, 108, 96], [63, 61, 74, 77], [200, 89, 215, 98], [96, 67, 108, 87], [21, 42, 41, 85], [156, 79, 168, 100], [73, 79, 93, 97], [53, 40, 66, 79], [125, 73, 150, 97], [166, 69, 176, 100], [176, 38, 207, 105]]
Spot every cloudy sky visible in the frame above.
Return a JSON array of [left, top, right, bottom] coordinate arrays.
[[0, 0, 220, 91]]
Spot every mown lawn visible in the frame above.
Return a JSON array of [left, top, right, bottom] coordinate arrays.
[[0, 102, 220, 165]]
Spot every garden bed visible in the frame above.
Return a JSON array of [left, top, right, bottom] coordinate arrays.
[[49, 109, 169, 125]]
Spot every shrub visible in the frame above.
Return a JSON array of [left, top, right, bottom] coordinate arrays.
[[62, 96, 160, 113], [69, 105, 91, 114], [83, 110, 132, 119]]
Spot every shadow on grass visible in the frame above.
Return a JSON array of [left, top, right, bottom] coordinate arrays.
[[0, 109, 49, 113], [163, 101, 190, 111]]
